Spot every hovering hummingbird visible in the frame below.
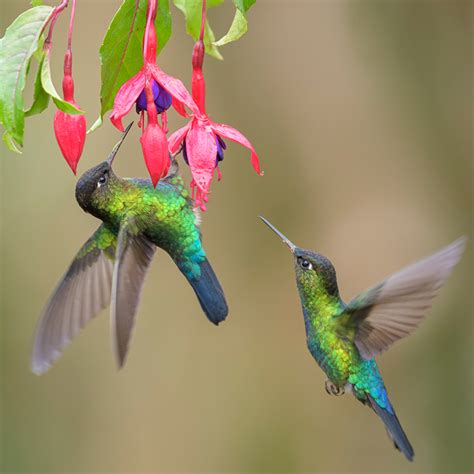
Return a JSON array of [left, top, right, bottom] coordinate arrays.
[[260, 216, 465, 461], [32, 124, 228, 375]]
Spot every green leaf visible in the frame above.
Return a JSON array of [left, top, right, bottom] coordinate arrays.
[[173, 0, 223, 60], [31, 0, 44, 6], [87, 115, 102, 134], [2, 130, 22, 154], [25, 54, 50, 117], [215, 0, 255, 47], [214, 8, 247, 47], [0, 6, 53, 147], [96, 0, 172, 126], [40, 53, 83, 114], [233, 0, 256, 12]]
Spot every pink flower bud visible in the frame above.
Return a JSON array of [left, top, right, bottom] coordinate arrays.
[[54, 105, 86, 175], [140, 121, 170, 187]]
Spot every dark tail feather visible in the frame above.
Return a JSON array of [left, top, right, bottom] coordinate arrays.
[[179, 257, 228, 325], [368, 395, 414, 461]]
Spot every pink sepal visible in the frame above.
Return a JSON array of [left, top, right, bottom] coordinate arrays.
[[110, 71, 145, 131], [172, 97, 188, 118], [150, 64, 199, 116], [212, 122, 262, 175], [168, 123, 191, 154]]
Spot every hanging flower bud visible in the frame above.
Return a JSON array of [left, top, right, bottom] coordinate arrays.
[[54, 108, 86, 174], [53, 49, 86, 174]]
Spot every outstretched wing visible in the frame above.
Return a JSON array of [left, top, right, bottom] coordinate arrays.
[[111, 218, 156, 368], [32, 224, 117, 375], [344, 238, 466, 360]]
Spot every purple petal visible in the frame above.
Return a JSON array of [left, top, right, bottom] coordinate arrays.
[[136, 81, 160, 113], [155, 88, 172, 113]]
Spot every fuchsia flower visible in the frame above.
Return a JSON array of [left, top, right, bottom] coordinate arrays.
[[168, 1, 261, 211], [52, 0, 86, 174], [110, 0, 199, 185]]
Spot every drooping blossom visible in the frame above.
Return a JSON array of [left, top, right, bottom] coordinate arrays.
[[52, 0, 86, 174], [109, 0, 199, 185], [168, 0, 261, 210]]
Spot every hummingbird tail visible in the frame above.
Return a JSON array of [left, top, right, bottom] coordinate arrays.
[[368, 394, 414, 461], [180, 257, 228, 325]]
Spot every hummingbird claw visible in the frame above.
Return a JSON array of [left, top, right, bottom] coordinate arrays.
[[325, 379, 344, 396]]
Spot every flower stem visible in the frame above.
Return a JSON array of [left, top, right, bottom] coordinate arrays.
[[192, 0, 207, 113], [44, 0, 69, 52], [67, 0, 77, 50], [143, 0, 157, 64], [62, 0, 77, 92], [199, 0, 206, 43]]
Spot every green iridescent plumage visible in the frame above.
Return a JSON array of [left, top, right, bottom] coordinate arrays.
[[32, 127, 228, 375], [260, 216, 465, 462]]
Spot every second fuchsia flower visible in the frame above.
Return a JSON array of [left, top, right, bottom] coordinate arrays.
[[110, 0, 199, 186], [168, 2, 262, 211]]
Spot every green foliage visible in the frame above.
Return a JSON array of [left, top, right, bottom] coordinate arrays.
[[174, 0, 256, 53], [97, 0, 172, 124], [0, 6, 52, 148], [40, 53, 83, 114], [24, 55, 50, 117], [215, 0, 255, 46], [173, 0, 223, 59], [1, 0, 257, 145]]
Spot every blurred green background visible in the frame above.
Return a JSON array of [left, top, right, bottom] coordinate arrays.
[[1, 0, 472, 472]]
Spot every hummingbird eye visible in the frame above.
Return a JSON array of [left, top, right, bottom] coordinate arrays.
[[97, 173, 108, 187], [298, 258, 313, 270]]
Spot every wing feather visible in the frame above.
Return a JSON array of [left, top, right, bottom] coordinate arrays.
[[31, 225, 117, 375], [111, 220, 156, 368], [346, 238, 466, 359]]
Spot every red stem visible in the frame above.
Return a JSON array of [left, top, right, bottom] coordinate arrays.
[[143, 0, 157, 63], [67, 0, 77, 50], [44, 0, 69, 52], [199, 0, 206, 43]]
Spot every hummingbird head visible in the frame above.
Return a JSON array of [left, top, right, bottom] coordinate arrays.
[[75, 123, 133, 215], [259, 216, 339, 298]]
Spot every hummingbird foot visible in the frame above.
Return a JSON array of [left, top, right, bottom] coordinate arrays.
[[325, 380, 345, 396]]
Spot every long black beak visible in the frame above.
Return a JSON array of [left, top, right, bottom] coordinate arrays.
[[259, 216, 296, 253], [107, 122, 134, 166]]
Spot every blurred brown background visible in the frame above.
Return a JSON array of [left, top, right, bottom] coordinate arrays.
[[1, 0, 472, 472]]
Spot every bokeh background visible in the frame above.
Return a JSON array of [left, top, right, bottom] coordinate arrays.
[[1, 0, 472, 472]]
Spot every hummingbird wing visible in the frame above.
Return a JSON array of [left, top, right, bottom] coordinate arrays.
[[344, 237, 465, 359], [31, 224, 117, 375], [111, 218, 156, 369]]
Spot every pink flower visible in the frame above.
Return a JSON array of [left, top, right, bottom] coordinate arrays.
[[168, 38, 261, 211], [109, 62, 198, 132], [169, 114, 261, 210], [109, 0, 199, 185]]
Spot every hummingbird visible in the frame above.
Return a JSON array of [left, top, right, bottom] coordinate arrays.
[[260, 216, 465, 461], [32, 124, 228, 375]]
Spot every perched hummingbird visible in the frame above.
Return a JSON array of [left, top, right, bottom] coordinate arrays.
[[32, 124, 228, 375], [260, 216, 465, 461]]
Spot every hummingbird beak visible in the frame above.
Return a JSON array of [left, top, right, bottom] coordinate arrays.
[[106, 122, 134, 167], [259, 216, 296, 253]]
